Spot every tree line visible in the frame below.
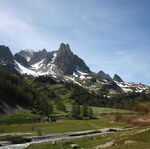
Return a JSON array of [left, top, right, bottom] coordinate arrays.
[[0, 70, 53, 115]]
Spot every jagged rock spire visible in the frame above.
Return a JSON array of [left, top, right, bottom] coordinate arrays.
[[97, 71, 112, 80], [113, 74, 124, 82], [58, 43, 72, 53], [54, 43, 91, 75], [0, 45, 18, 74], [0, 45, 14, 63]]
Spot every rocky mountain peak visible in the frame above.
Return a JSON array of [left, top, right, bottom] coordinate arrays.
[[113, 74, 124, 82], [16, 49, 35, 62], [0, 45, 18, 74], [60, 42, 66, 48], [27, 49, 48, 65], [14, 54, 30, 68], [58, 43, 72, 54], [0, 45, 14, 63], [66, 43, 70, 49], [97, 71, 112, 81], [98, 71, 106, 76], [42, 48, 47, 53], [53, 43, 91, 75]]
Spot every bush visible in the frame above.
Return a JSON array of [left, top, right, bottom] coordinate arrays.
[[31, 124, 43, 136], [70, 103, 81, 118]]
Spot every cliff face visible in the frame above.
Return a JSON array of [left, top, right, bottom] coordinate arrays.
[[54, 43, 91, 75], [0, 45, 18, 74], [113, 74, 124, 82], [0, 45, 14, 63], [97, 71, 112, 81], [14, 54, 30, 68]]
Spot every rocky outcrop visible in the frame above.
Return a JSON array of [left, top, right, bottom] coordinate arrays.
[[94, 141, 116, 149], [14, 54, 30, 68], [0, 45, 18, 74], [113, 74, 123, 82], [0, 45, 14, 63], [15, 43, 91, 76], [16, 49, 35, 62], [54, 43, 91, 75], [29, 49, 48, 65], [97, 71, 112, 81]]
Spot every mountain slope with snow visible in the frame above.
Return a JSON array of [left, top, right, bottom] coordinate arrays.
[[0, 43, 149, 96], [15, 43, 91, 77]]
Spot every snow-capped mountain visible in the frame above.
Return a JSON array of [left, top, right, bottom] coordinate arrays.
[[0, 43, 149, 96], [15, 49, 36, 62], [15, 43, 91, 76]]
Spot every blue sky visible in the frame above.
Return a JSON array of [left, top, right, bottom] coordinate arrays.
[[0, 0, 150, 85]]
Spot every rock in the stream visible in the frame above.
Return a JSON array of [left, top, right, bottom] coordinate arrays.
[[0, 141, 12, 146], [124, 140, 136, 144], [94, 141, 115, 149], [70, 144, 80, 148]]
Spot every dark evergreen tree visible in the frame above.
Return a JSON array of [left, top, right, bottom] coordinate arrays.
[[70, 103, 81, 118]]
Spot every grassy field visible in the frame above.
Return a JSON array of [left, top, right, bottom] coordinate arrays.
[[0, 112, 42, 125], [62, 104, 132, 116], [0, 106, 132, 125], [92, 107, 132, 114], [0, 109, 149, 149], [0, 106, 140, 148], [27, 126, 150, 149], [0, 115, 133, 135]]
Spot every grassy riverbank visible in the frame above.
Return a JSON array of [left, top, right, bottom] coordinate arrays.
[[27, 126, 150, 149]]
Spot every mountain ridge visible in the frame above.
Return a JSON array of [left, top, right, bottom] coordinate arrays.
[[0, 43, 149, 96]]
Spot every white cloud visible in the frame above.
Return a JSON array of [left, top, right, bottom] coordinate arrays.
[[0, 11, 60, 52]]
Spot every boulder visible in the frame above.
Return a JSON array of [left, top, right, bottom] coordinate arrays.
[[94, 141, 115, 149], [124, 140, 136, 144], [70, 144, 80, 148]]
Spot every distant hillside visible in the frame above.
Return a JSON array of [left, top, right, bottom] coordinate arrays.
[[29, 75, 102, 106], [27, 76, 150, 111]]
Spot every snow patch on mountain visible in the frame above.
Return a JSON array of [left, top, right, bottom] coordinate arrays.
[[26, 57, 31, 62], [80, 75, 86, 80], [32, 60, 44, 70], [64, 76, 82, 86], [36, 71, 49, 76], [15, 61, 36, 76], [73, 72, 78, 78], [116, 81, 149, 93], [49, 52, 57, 75], [77, 70, 89, 76]]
